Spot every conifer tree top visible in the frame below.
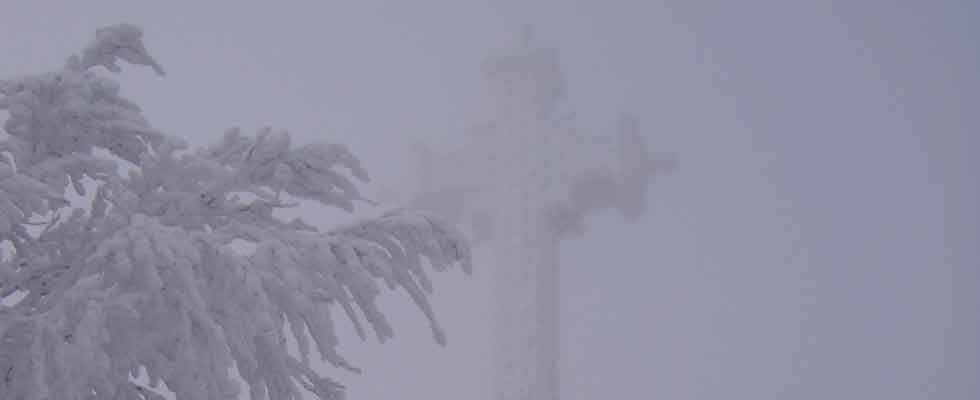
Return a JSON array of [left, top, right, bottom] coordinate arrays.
[[0, 24, 470, 400]]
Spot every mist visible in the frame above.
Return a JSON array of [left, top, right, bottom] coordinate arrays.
[[1, 1, 977, 399]]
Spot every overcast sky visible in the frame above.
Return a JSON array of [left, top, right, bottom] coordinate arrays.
[[2, 1, 978, 399]]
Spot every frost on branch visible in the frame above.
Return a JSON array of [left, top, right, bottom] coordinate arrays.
[[0, 24, 471, 400]]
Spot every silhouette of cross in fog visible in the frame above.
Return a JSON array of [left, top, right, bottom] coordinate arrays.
[[405, 31, 670, 400]]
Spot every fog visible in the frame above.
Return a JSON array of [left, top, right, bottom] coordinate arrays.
[[2, 1, 977, 399]]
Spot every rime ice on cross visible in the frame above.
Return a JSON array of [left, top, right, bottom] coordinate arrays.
[[406, 31, 670, 400]]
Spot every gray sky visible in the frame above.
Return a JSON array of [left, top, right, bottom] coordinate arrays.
[[2, 1, 978, 399]]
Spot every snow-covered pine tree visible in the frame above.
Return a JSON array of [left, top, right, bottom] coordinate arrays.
[[0, 24, 471, 400]]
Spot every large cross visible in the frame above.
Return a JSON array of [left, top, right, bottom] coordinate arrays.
[[407, 31, 669, 400]]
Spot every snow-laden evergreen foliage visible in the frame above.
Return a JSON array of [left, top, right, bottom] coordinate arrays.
[[0, 24, 471, 400]]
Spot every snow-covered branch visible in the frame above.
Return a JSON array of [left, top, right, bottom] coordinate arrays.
[[0, 24, 472, 400]]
